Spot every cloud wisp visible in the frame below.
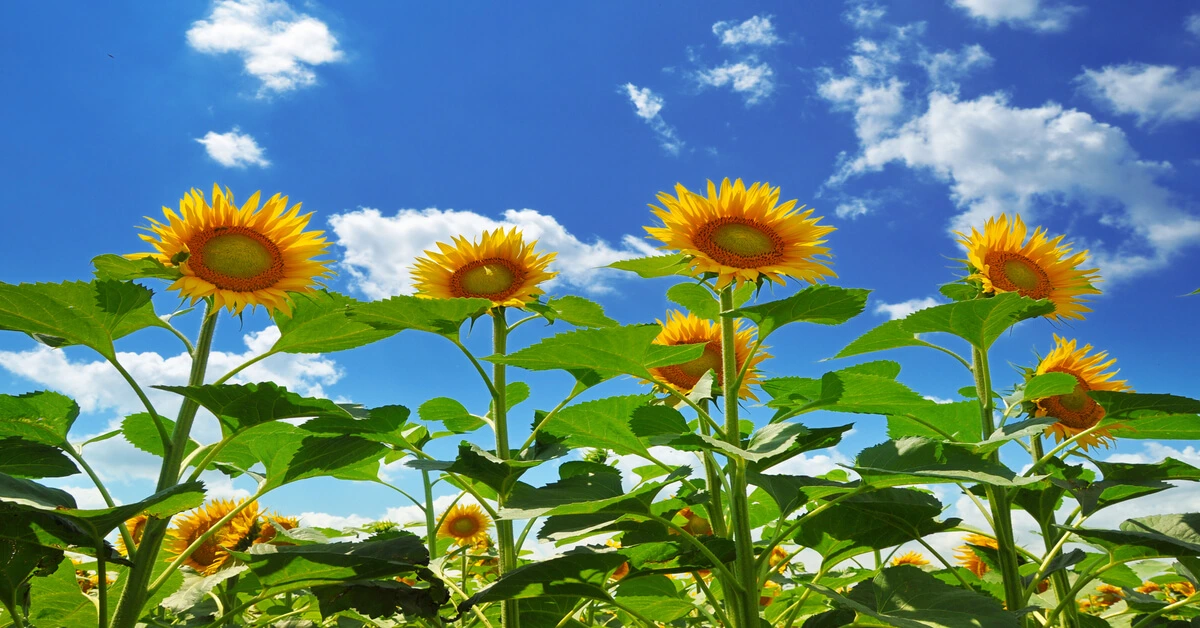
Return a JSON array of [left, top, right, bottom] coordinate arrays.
[[196, 128, 271, 168]]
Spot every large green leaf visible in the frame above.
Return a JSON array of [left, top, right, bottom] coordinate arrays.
[[122, 412, 198, 459], [26, 556, 98, 627], [408, 443, 546, 498], [0, 280, 170, 360], [614, 575, 695, 622], [271, 290, 397, 354], [1009, 372, 1079, 406], [1061, 456, 1200, 516], [0, 473, 76, 510], [747, 424, 855, 474], [1064, 514, 1200, 559], [501, 467, 685, 520], [301, 404, 417, 449], [541, 395, 656, 458], [1093, 392, 1200, 440], [233, 533, 429, 588], [607, 254, 692, 278], [528, 296, 618, 328], [313, 573, 450, 621], [855, 437, 1044, 488], [663, 422, 811, 463], [886, 401, 980, 442], [155, 382, 354, 435], [216, 422, 388, 490], [419, 397, 484, 434], [795, 489, 960, 569], [748, 472, 859, 519], [666, 282, 721, 320], [730, 285, 869, 338], [0, 391, 80, 447], [764, 361, 937, 421], [805, 565, 1017, 628], [0, 438, 77, 479], [488, 324, 705, 389], [349, 295, 492, 340], [91, 254, 181, 282], [458, 553, 626, 615]]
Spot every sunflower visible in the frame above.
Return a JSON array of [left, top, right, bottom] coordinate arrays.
[[891, 551, 930, 567], [411, 228, 557, 308], [956, 214, 1100, 321], [955, 534, 998, 577], [133, 185, 332, 316], [768, 546, 791, 573], [165, 498, 262, 575], [1032, 335, 1131, 450], [645, 178, 836, 290], [1167, 581, 1196, 600], [254, 513, 300, 545], [116, 513, 150, 556], [1095, 584, 1124, 607], [646, 311, 770, 400], [1136, 581, 1162, 595], [676, 507, 714, 536], [439, 504, 492, 547]]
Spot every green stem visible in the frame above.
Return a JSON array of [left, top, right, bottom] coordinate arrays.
[[97, 543, 108, 628], [698, 399, 728, 537], [163, 322, 195, 355], [1030, 436, 1079, 628], [490, 308, 519, 628], [111, 303, 219, 628], [65, 447, 136, 560], [108, 356, 171, 454], [692, 571, 732, 628], [212, 349, 275, 386], [518, 386, 584, 454], [720, 287, 760, 628], [423, 470, 438, 561], [1131, 592, 1200, 628], [643, 513, 741, 589]]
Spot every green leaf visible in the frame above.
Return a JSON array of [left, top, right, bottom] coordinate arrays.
[[530, 296, 618, 328], [501, 468, 684, 520], [607, 254, 692, 278], [939, 282, 979, 302], [313, 574, 450, 621], [91, 254, 181, 282], [886, 401, 981, 442], [419, 398, 484, 434], [408, 444, 545, 498], [541, 395, 655, 458], [0, 280, 170, 360], [26, 556, 98, 627], [731, 285, 869, 338], [666, 283, 720, 320], [216, 423, 387, 490], [764, 361, 938, 421], [122, 413, 198, 459], [0, 439, 77, 479], [0, 473, 76, 509], [615, 575, 695, 622], [488, 324, 704, 389], [505, 382, 531, 412], [1094, 392, 1200, 440], [836, 319, 936, 359], [271, 290, 398, 354], [1013, 372, 1080, 404], [664, 422, 810, 463], [51, 482, 206, 539], [805, 565, 1017, 628], [855, 437, 1044, 488], [301, 405, 415, 449], [0, 391, 80, 447], [795, 490, 960, 569], [233, 533, 430, 588], [160, 566, 248, 614], [458, 553, 625, 615], [349, 295, 492, 339], [1064, 514, 1200, 559], [155, 382, 354, 435], [748, 472, 859, 519], [747, 424, 854, 474]]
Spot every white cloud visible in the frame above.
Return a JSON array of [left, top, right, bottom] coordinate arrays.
[[195, 128, 270, 168], [921, 44, 993, 91], [298, 511, 375, 529], [186, 0, 343, 96], [712, 15, 781, 47], [949, 0, 1081, 32], [328, 207, 658, 300], [56, 485, 119, 509], [834, 199, 872, 220], [622, 83, 685, 154], [844, 1, 887, 29], [772, 448, 853, 477], [1188, 13, 1200, 38], [695, 57, 776, 105], [1078, 64, 1200, 127], [613, 446, 705, 491], [874, 297, 943, 320]]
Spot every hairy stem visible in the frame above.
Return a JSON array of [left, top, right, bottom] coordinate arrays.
[[491, 308, 519, 628]]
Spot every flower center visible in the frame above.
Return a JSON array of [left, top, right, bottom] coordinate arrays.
[[186, 226, 285, 292], [657, 342, 724, 391], [1039, 369, 1103, 430], [450, 258, 526, 300], [984, 251, 1052, 299], [694, 217, 785, 268], [451, 516, 480, 536]]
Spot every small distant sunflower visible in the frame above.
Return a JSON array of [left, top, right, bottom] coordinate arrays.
[[439, 504, 492, 547], [891, 551, 930, 567], [1136, 581, 1162, 595], [645, 178, 836, 290], [676, 507, 714, 536], [646, 311, 770, 400], [165, 498, 262, 575], [254, 514, 300, 545], [768, 546, 791, 573], [956, 214, 1100, 321], [116, 513, 150, 556], [1032, 335, 1131, 450], [412, 228, 557, 308], [1095, 584, 1125, 607], [1168, 581, 1196, 600], [133, 185, 332, 316], [955, 534, 998, 577]]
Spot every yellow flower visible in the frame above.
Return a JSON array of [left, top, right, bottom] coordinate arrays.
[[645, 178, 836, 290], [165, 499, 262, 575], [116, 513, 150, 556], [646, 311, 770, 400], [1136, 581, 1162, 595], [891, 551, 930, 567], [1034, 335, 1131, 450], [438, 504, 492, 546], [956, 214, 1100, 321], [1095, 584, 1124, 607], [954, 534, 998, 577], [675, 507, 714, 536], [411, 228, 557, 308], [133, 185, 331, 316], [1168, 580, 1196, 600], [254, 513, 300, 545], [768, 546, 791, 573]]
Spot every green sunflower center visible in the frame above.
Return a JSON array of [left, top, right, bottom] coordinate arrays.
[[451, 517, 480, 536], [712, 223, 777, 258], [1041, 369, 1102, 430], [450, 258, 526, 301], [695, 217, 784, 268], [984, 251, 1052, 299], [658, 342, 725, 391], [187, 226, 285, 292], [1057, 381, 1091, 412]]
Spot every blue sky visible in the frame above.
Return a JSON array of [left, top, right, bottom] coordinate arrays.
[[1, 0, 1199, 547]]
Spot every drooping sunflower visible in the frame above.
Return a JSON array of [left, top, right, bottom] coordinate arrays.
[[165, 498, 262, 575], [116, 513, 150, 556], [956, 214, 1100, 321], [133, 185, 332, 316], [645, 178, 836, 290], [891, 551, 930, 567], [438, 504, 492, 547], [646, 311, 771, 400], [954, 534, 998, 577], [1032, 335, 1131, 450], [411, 228, 557, 308]]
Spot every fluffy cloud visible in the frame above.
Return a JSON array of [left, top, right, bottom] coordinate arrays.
[[834, 199, 873, 220], [186, 0, 343, 96], [1078, 64, 1200, 127], [328, 207, 657, 300], [1188, 13, 1200, 38], [921, 44, 993, 91], [712, 15, 781, 47], [949, 0, 1081, 32], [695, 57, 776, 105], [873, 297, 943, 320], [622, 83, 685, 154], [844, 1, 887, 29], [298, 511, 375, 529], [195, 128, 270, 168]]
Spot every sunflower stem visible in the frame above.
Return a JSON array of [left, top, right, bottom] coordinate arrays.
[[490, 308, 520, 628], [698, 399, 728, 537], [1031, 435, 1080, 628], [111, 302, 219, 628], [720, 287, 761, 628], [423, 469, 438, 562]]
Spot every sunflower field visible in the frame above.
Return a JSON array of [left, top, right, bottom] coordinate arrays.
[[1, 178, 1199, 628]]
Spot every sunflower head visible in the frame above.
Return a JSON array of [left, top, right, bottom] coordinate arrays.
[[676, 507, 714, 536], [165, 498, 262, 575], [439, 504, 492, 546], [891, 551, 930, 567], [645, 178, 836, 290], [768, 546, 791, 573], [956, 214, 1100, 321], [116, 513, 150, 557], [955, 534, 998, 577], [254, 513, 300, 545], [1032, 335, 1131, 450], [412, 228, 557, 308], [646, 310, 770, 400], [132, 185, 332, 316]]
